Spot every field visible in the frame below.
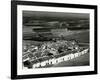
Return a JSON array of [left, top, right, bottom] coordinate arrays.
[[64, 30, 89, 43], [23, 29, 89, 45]]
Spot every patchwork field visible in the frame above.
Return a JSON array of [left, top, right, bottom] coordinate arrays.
[[23, 30, 89, 44], [63, 30, 89, 43]]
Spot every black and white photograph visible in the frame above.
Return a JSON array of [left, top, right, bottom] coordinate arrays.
[[11, 1, 97, 79], [22, 11, 90, 69]]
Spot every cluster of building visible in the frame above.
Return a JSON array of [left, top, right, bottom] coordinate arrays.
[[25, 48, 89, 68], [23, 40, 87, 68]]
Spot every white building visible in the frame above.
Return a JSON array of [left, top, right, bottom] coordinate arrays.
[[30, 48, 89, 68]]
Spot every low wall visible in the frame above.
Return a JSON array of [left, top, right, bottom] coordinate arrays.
[[32, 48, 89, 68]]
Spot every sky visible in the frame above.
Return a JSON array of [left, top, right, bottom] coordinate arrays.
[[23, 11, 89, 21]]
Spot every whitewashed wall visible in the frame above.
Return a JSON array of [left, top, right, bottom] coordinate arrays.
[[31, 48, 89, 68]]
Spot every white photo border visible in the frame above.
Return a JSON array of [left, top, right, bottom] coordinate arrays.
[[17, 5, 95, 75]]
